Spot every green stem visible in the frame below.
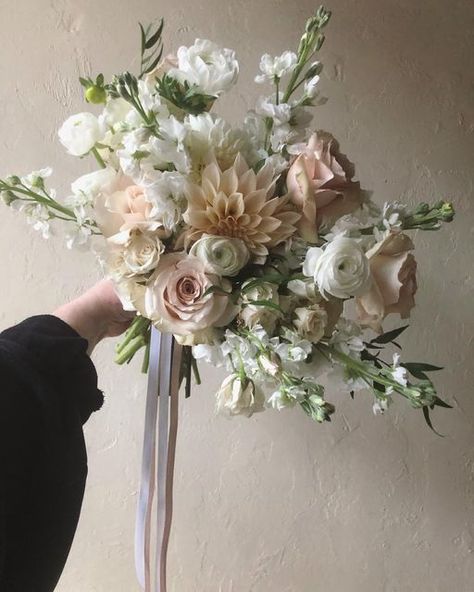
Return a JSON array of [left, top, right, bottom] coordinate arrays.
[[91, 147, 107, 169], [115, 335, 146, 365]]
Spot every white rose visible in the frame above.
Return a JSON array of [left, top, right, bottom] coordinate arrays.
[[168, 39, 239, 96], [293, 305, 328, 343], [215, 374, 264, 417], [120, 230, 164, 276], [58, 112, 102, 156], [303, 237, 371, 299], [190, 235, 249, 276]]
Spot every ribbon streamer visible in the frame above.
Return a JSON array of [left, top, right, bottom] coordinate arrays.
[[135, 328, 182, 592]]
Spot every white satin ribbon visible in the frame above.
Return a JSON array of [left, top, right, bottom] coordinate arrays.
[[135, 328, 182, 592]]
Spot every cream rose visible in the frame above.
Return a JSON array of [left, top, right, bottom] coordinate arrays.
[[119, 230, 164, 276], [190, 235, 249, 276], [239, 281, 281, 333], [145, 253, 237, 335], [215, 374, 264, 417], [303, 237, 371, 300], [287, 132, 362, 242], [293, 304, 328, 343], [94, 175, 169, 239], [356, 231, 417, 332]]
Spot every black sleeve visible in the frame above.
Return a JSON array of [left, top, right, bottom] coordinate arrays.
[[0, 315, 104, 592]]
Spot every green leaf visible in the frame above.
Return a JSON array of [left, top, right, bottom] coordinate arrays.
[[432, 396, 453, 409], [96, 73, 104, 86], [245, 299, 283, 313], [422, 406, 445, 437], [139, 23, 147, 57], [79, 76, 91, 88], [402, 362, 443, 373], [370, 325, 409, 345], [145, 19, 164, 49], [201, 285, 230, 299]]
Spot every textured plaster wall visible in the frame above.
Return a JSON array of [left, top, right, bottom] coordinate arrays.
[[1, 0, 473, 591]]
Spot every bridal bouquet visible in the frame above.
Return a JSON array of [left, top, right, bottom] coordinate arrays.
[[1, 7, 454, 430]]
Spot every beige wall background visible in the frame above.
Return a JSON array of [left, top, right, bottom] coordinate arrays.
[[1, 0, 473, 590]]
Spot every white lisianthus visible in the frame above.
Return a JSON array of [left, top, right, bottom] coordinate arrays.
[[111, 230, 164, 277], [69, 167, 117, 206], [293, 304, 328, 343], [303, 237, 371, 300], [168, 39, 239, 96], [255, 51, 298, 83], [215, 374, 264, 417], [190, 235, 249, 276], [58, 112, 102, 156]]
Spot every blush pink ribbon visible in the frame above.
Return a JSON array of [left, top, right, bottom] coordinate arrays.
[[135, 328, 182, 592]]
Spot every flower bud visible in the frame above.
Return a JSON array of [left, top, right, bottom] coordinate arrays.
[[259, 352, 281, 377], [305, 61, 323, 80], [85, 85, 107, 104], [5, 175, 21, 186], [440, 201, 455, 222], [1, 190, 17, 206]]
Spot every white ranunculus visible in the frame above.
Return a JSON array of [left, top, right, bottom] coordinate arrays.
[[255, 51, 298, 83], [190, 235, 249, 276], [69, 167, 117, 206], [303, 237, 371, 300], [168, 39, 239, 96], [58, 112, 102, 156], [116, 230, 164, 276], [215, 374, 264, 417]]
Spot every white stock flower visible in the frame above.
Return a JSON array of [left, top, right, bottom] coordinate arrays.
[[21, 167, 53, 189], [391, 353, 408, 386], [255, 96, 291, 126], [144, 172, 187, 231], [215, 374, 264, 417], [58, 112, 102, 156], [66, 224, 92, 250], [255, 51, 298, 83], [192, 343, 225, 367], [169, 39, 239, 96], [303, 237, 371, 300], [69, 167, 117, 207], [190, 235, 249, 276]]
